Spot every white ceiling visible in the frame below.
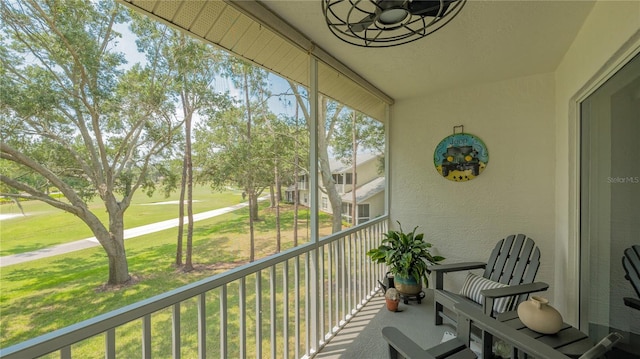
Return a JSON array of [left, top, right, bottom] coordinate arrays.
[[260, 0, 596, 101]]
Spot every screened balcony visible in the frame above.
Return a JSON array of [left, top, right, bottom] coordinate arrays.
[[1, 0, 639, 358]]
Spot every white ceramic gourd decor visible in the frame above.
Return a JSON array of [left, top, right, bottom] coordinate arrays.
[[517, 296, 563, 334]]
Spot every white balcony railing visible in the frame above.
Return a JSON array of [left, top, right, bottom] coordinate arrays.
[[0, 218, 388, 359]]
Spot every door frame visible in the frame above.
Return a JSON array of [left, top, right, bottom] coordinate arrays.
[[569, 35, 640, 330]]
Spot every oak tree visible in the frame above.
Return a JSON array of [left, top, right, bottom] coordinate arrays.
[[0, 0, 180, 285]]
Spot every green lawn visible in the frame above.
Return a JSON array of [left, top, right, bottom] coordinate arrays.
[[0, 200, 335, 355], [0, 186, 244, 256]]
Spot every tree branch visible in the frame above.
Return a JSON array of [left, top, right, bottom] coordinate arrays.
[[0, 143, 88, 213], [0, 175, 81, 216]]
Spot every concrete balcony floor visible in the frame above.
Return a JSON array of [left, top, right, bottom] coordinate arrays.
[[317, 289, 455, 358]]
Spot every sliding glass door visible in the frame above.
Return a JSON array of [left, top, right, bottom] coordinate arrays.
[[580, 52, 640, 357]]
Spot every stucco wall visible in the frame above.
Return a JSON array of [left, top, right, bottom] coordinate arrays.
[[389, 0, 640, 328], [390, 72, 557, 300], [553, 0, 640, 325]]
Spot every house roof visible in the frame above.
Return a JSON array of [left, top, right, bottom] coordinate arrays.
[[329, 152, 380, 173], [342, 177, 385, 204]]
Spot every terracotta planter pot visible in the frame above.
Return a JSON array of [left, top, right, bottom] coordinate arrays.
[[386, 298, 400, 312], [394, 275, 422, 296]]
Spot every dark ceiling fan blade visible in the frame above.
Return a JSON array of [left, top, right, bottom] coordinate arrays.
[[408, 0, 455, 17], [349, 13, 376, 32]]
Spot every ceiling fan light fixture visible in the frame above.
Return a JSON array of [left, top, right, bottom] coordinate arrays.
[[378, 8, 409, 25], [323, 0, 467, 48]]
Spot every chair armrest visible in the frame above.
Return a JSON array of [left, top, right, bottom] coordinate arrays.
[[429, 262, 487, 273], [381, 327, 436, 359], [481, 282, 549, 299], [453, 301, 570, 359], [430, 262, 487, 291], [578, 332, 623, 359], [624, 297, 640, 310], [481, 282, 549, 316]]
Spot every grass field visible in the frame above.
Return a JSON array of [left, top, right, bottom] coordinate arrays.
[[0, 186, 244, 256], [0, 190, 335, 355]]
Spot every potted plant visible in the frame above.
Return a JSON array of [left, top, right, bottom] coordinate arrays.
[[385, 288, 400, 312], [367, 222, 445, 297]]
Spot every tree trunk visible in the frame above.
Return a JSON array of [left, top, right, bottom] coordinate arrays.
[[241, 66, 257, 262], [92, 212, 130, 285], [250, 191, 260, 221], [248, 191, 256, 262], [287, 84, 342, 233], [274, 165, 281, 253], [269, 184, 276, 208], [184, 113, 194, 272], [107, 240, 130, 285], [176, 156, 187, 266], [276, 182, 283, 206], [318, 97, 342, 233]]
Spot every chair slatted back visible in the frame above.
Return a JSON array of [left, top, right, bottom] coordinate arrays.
[[485, 235, 513, 282], [622, 244, 640, 298], [483, 234, 541, 307]]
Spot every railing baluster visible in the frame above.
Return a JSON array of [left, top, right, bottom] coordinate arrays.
[[142, 315, 151, 359], [340, 236, 346, 324], [304, 252, 310, 356], [197, 293, 206, 359], [310, 247, 319, 356], [376, 225, 380, 280], [220, 284, 227, 358], [364, 227, 370, 296], [270, 265, 276, 359], [356, 232, 360, 304], [105, 328, 115, 359], [334, 241, 339, 328], [256, 270, 262, 359], [374, 223, 378, 284], [365, 228, 372, 295], [356, 232, 361, 306], [359, 229, 364, 303], [375, 224, 380, 283], [371, 224, 376, 290], [294, 256, 300, 359], [172, 303, 181, 359], [240, 277, 246, 358], [354, 233, 358, 310], [60, 346, 70, 359], [347, 233, 353, 315], [355, 231, 364, 309], [327, 241, 334, 334], [383, 222, 387, 277], [318, 245, 325, 344], [283, 260, 289, 359]]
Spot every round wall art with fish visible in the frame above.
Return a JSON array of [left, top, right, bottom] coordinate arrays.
[[433, 132, 489, 182]]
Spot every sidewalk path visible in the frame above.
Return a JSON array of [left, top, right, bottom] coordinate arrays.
[[0, 199, 262, 267]]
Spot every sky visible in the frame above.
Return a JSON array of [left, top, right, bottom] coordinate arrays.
[[111, 22, 300, 121]]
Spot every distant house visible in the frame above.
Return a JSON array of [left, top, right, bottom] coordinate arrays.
[[285, 152, 385, 226]]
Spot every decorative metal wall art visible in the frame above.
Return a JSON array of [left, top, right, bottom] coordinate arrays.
[[434, 125, 488, 182]]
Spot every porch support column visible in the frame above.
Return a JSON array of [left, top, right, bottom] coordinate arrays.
[[309, 55, 320, 355], [384, 103, 390, 215]]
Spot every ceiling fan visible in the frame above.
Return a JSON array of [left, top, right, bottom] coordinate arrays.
[[323, 0, 466, 47]]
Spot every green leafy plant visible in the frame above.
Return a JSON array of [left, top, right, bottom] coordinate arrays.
[[367, 221, 445, 287]]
